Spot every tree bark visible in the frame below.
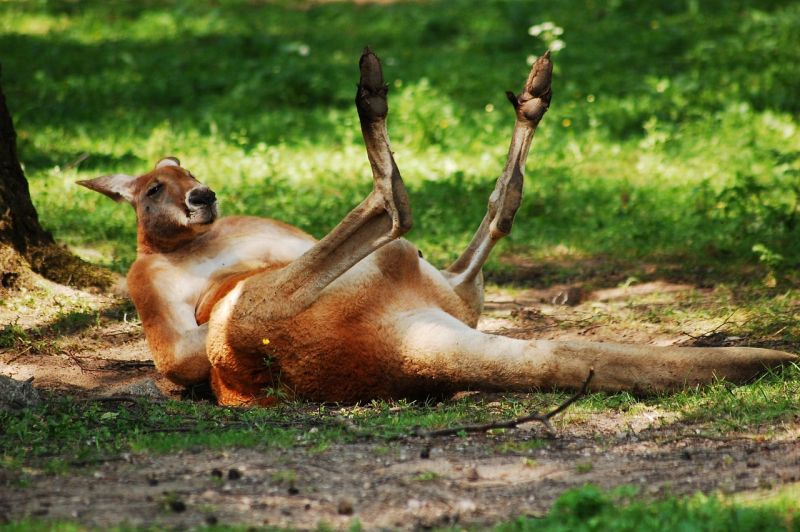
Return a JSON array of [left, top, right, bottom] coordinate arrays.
[[0, 67, 112, 290]]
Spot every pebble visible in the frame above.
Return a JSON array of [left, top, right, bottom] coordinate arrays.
[[337, 498, 354, 515]]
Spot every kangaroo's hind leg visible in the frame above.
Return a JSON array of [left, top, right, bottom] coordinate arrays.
[[446, 52, 552, 313], [206, 49, 412, 405], [235, 48, 411, 319]]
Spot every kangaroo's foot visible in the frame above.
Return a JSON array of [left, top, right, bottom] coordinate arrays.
[[446, 52, 552, 312]]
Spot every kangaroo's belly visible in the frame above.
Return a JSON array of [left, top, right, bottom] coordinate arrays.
[[205, 239, 478, 404]]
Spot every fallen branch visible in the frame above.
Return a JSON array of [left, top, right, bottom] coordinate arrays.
[[414, 368, 595, 438]]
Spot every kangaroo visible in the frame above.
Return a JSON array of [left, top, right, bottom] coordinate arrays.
[[78, 50, 796, 406]]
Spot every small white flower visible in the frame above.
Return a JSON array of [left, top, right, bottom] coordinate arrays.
[[550, 39, 566, 52], [528, 24, 543, 36]]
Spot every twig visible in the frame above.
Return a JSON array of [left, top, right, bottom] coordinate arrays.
[[682, 309, 738, 341], [61, 349, 89, 372], [62, 356, 156, 372], [2, 344, 33, 363], [579, 324, 602, 335], [656, 432, 758, 445], [86, 394, 167, 404], [102, 330, 137, 338], [104, 360, 155, 370], [414, 369, 595, 438], [767, 325, 788, 339], [69, 455, 126, 467]]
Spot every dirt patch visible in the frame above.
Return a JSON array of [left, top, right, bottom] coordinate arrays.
[[1, 276, 799, 528], [2, 424, 798, 529], [0, 277, 182, 397]]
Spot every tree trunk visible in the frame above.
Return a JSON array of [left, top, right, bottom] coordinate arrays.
[[0, 67, 112, 290]]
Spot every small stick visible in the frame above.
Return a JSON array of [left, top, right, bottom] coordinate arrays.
[[86, 395, 167, 404], [3, 344, 33, 363], [104, 360, 156, 370], [656, 432, 757, 445], [414, 368, 595, 438], [682, 309, 738, 341]]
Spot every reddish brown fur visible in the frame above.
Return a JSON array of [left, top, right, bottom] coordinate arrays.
[[209, 241, 510, 403], [78, 52, 796, 406], [195, 267, 273, 326]]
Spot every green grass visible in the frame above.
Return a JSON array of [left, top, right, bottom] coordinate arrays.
[[2, 370, 796, 476], [0, 393, 568, 473], [661, 364, 799, 431], [571, 364, 800, 432], [1, 0, 798, 275], [497, 484, 799, 532], [1, 2, 799, 527], [0, 397, 299, 470], [3, 484, 797, 531]]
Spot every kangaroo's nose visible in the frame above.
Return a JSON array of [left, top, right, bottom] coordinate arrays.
[[186, 187, 216, 209]]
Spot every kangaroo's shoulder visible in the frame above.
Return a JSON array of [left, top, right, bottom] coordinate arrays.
[[193, 215, 316, 262], [212, 215, 316, 241]]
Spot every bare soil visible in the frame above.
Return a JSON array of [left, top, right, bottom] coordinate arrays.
[[1, 276, 798, 529]]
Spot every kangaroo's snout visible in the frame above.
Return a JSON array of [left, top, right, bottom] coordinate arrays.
[[186, 187, 217, 209]]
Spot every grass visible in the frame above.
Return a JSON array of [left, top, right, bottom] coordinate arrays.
[[2, 368, 797, 477], [0, 0, 798, 275], [0, 392, 582, 475], [497, 484, 799, 532], [1, 1, 799, 528], [2, 485, 797, 531], [665, 364, 800, 431], [572, 364, 800, 432]]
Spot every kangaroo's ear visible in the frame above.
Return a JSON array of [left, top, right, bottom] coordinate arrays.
[[155, 156, 180, 169], [76, 174, 138, 204]]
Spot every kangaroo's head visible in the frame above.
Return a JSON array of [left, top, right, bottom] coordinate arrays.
[[78, 157, 218, 254]]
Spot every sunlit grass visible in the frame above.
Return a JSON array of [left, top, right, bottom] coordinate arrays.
[[497, 484, 799, 531], [1, 5, 799, 530], [1, 0, 798, 277]]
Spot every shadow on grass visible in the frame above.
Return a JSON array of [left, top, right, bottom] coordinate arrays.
[[1, 299, 137, 351], [4, 0, 800, 172]]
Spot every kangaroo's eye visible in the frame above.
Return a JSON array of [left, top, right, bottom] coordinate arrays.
[[146, 183, 163, 197]]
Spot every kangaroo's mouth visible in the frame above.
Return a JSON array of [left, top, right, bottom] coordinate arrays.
[[187, 203, 218, 226]]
